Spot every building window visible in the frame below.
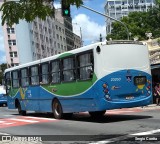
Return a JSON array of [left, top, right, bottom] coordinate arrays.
[[56, 25, 58, 30], [59, 27, 61, 32], [57, 34, 59, 39], [11, 28, 15, 33], [58, 43, 60, 48], [9, 52, 13, 57], [7, 28, 15, 34], [8, 40, 16, 46], [9, 52, 18, 57], [14, 52, 17, 57]]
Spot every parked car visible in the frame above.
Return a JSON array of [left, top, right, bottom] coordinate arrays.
[[0, 86, 7, 107]]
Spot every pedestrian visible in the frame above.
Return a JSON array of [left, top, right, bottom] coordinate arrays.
[[154, 83, 160, 105]]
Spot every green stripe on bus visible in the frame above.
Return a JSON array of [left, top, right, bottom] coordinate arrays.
[[9, 88, 19, 97], [42, 73, 97, 96], [58, 53, 73, 59]]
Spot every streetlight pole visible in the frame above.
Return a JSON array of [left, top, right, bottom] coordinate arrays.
[[80, 5, 129, 40], [79, 26, 83, 46]]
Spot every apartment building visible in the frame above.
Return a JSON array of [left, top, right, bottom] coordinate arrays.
[[104, 0, 156, 34], [73, 33, 81, 49], [55, 9, 75, 51]]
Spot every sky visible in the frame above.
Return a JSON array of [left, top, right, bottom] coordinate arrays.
[[0, 0, 107, 64], [54, 0, 106, 45]]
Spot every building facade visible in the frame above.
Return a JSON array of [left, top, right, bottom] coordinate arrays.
[[104, 0, 156, 34], [147, 39, 160, 65], [55, 9, 75, 51], [1, 2, 81, 67], [73, 33, 81, 49]]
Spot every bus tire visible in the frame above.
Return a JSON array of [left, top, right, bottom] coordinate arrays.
[[17, 101, 26, 116], [89, 110, 106, 118], [52, 99, 63, 119]]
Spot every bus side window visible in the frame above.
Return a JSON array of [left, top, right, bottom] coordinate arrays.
[[77, 51, 94, 80], [41, 63, 49, 85], [62, 57, 75, 82], [51, 60, 60, 84], [21, 68, 29, 87], [5, 72, 11, 94], [12, 70, 19, 88], [30, 65, 39, 85]]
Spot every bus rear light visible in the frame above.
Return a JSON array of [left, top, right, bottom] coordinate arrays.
[[105, 94, 111, 100], [147, 86, 151, 89], [103, 83, 108, 88], [104, 89, 109, 93], [103, 83, 110, 100]]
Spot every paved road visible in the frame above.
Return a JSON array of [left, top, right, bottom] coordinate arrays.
[[0, 104, 160, 144]]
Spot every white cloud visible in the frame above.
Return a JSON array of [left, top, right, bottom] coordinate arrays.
[[72, 14, 106, 45], [54, 3, 61, 9]]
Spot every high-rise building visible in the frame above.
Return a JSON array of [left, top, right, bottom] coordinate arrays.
[[55, 9, 75, 51], [0, 2, 81, 68], [104, 0, 156, 34]]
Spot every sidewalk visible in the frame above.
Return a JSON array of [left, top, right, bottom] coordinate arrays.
[[138, 104, 160, 109]]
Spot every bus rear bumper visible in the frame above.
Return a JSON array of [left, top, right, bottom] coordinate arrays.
[[99, 95, 152, 110]]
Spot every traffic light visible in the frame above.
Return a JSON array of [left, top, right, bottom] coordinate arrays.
[[61, 0, 70, 17]]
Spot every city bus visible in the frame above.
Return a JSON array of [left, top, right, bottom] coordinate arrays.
[[4, 40, 152, 119]]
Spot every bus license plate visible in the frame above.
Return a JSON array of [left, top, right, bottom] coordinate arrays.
[[134, 76, 146, 85], [126, 96, 134, 100]]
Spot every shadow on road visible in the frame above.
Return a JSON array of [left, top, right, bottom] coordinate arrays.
[[11, 112, 152, 123], [68, 113, 152, 123]]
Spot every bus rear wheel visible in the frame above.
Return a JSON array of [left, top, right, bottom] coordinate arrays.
[[89, 110, 106, 118], [17, 101, 26, 116], [52, 99, 63, 119]]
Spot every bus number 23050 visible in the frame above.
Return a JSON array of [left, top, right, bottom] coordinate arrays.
[[111, 78, 121, 81]]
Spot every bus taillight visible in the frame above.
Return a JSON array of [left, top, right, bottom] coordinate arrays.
[[103, 83, 111, 100]]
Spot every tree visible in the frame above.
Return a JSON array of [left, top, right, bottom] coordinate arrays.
[[0, 0, 83, 26], [0, 63, 7, 85], [106, 1, 160, 40]]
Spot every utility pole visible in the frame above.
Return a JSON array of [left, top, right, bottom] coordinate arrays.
[[80, 5, 129, 40], [79, 26, 83, 46]]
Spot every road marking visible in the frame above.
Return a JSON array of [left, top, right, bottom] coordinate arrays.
[[131, 129, 160, 135], [4, 115, 13, 117], [107, 110, 134, 114], [0, 132, 10, 135], [0, 116, 58, 129], [0, 120, 15, 125], [9, 118, 39, 123], [26, 116, 56, 121]]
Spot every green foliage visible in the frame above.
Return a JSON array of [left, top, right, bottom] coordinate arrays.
[[0, 63, 7, 85], [157, 38, 160, 45], [106, 3, 160, 40], [0, 0, 83, 26]]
